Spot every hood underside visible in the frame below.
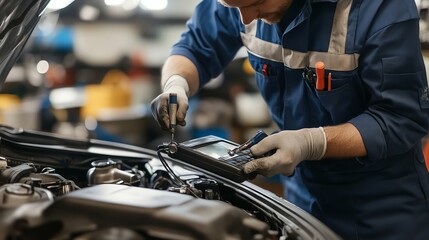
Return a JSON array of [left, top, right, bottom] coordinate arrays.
[[0, 0, 50, 85]]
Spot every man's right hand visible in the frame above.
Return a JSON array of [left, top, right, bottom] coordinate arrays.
[[150, 75, 190, 131]]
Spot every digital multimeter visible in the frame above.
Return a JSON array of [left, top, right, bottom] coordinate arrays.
[[167, 135, 257, 183]]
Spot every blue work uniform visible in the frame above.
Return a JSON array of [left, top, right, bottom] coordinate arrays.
[[170, 0, 429, 239]]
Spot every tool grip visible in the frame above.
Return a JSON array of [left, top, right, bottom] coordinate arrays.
[[168, 93, 178, 129], [251, 130, 268, 145], [228, 130, 268, 156]]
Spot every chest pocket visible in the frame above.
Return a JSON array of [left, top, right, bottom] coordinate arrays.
[[317, 70, 366, 124]]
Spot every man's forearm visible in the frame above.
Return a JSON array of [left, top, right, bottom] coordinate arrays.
[[323, 123, 367, 158], [162, 55, 200, 96]]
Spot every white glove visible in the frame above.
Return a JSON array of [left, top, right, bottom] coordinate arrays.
[[151, 75, 190, 131], [243, 127, 327, 177]]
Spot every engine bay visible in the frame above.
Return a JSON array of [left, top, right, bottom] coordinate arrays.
[[0, 125, 339, 240], [0, 157, 281, 240]]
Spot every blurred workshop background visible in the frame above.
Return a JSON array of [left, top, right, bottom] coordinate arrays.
[[2, 0, 429, 195]]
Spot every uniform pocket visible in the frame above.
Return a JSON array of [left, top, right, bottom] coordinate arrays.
[[317, 72, 366, 124]]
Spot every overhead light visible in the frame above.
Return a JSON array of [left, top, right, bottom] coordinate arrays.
[[36, 60, 49, 74], [47, 0, 75, 10], [104, 0, 125, 6], [80, 5, 100, 21], [139, 0, 168, 11], [122, 0, 140, 11], [104, 0, 138, 17], [49, 87, 86, 109]]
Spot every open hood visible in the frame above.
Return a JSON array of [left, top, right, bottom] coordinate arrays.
[[0, 0, 50, 84]]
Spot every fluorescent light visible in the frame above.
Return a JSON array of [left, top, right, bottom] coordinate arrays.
[[49, 87, 86, 109], [122, 0, 140, 11], [104, 0, 126, 6], [139, 0, 168, 11]]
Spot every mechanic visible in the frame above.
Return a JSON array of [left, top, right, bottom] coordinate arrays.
[[151, 0, 429, 239]]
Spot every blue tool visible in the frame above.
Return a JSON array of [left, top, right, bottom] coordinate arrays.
[[228, 130, 268, 156]]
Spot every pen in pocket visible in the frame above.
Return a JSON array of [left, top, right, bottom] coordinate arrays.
[[262, 63, 270, 77], [327, 72, 332, 91]]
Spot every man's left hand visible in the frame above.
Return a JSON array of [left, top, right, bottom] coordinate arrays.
[[243, 127, 327, 177]]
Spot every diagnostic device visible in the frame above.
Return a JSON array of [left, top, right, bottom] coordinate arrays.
[[167, 135, 258, 183]]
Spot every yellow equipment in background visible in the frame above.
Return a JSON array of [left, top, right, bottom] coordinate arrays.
[[81, 69, 131, 118]]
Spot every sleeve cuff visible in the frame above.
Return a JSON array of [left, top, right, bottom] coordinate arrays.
[[348, 113, 387, 164]]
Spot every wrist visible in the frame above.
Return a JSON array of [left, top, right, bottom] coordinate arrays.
[[300, 127, 327, 160], [163, 75, 190, 97]]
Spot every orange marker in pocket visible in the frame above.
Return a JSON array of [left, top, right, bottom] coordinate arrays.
[[315, 61, 325, 91]]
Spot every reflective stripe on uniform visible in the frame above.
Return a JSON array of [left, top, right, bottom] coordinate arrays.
[[240, 0, 359, 71], [328, 0, 352, 54]]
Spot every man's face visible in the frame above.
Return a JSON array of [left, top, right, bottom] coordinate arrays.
[[218, 0, 294, 25]]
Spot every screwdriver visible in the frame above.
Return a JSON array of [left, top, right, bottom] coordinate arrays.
[[228, 130, 268, 156], [168, 93, 178, 143]]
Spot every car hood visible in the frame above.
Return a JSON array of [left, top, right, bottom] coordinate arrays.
[[0, 0, 50, 84]]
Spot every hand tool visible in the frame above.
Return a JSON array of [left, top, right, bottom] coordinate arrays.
[[228, 130, 268, 156], [168, 93, 178, 144]]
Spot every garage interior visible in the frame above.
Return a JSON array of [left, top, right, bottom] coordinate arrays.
[[1, 0, 429, 197]]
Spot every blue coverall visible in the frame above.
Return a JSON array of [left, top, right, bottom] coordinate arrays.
[[170, 0, 429, 238]]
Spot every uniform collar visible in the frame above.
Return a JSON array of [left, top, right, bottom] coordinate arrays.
[[278, 0, 337, 35]]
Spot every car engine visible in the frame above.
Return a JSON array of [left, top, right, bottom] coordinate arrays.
[[0, 156, 282, 240], [0, 125, 340, 240]]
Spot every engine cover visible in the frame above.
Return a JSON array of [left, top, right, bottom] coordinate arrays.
[[42, 184, 268, 240]]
